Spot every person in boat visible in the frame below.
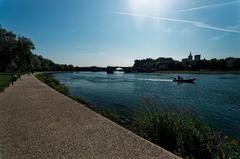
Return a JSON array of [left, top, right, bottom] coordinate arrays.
[[175, 76, 185, 81]]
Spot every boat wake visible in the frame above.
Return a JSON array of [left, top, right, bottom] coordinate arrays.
[[137, 78, 172, 82]]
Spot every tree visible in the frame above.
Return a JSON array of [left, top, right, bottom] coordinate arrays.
[[0, 27, 17, 71], [31, 55, 42, 71], [15, 36, 35, 71]]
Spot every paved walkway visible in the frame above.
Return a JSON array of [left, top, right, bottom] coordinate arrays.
[[0, 75, 180, 159]]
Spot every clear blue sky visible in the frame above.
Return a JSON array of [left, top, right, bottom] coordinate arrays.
[[0, 0, 239, 66]]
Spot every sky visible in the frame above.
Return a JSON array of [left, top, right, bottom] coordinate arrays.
[[0, 0, 239, 66]]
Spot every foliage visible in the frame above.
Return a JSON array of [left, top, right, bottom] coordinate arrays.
[[0, 26, 34, 72], [134, 57, 240, 72], [0, 25, 107, 73], [35, 73, 91, 106], [133, 110, 222, 158], [1, 25, 240, 74], [0, 73, 11, 92], [92, 107, 133, 128], [0, 25, 80, 72], [70, 96, 90, 106], [95, 106, 240, 159], [35, 73, 69, 96], [220, 137, 240, 159], [134, 58, 183, 72]]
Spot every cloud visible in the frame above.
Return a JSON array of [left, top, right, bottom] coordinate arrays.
[[178, 0, 239, 12], [114, 12, 240, 34]]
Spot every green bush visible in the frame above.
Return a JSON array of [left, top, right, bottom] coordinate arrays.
[[0, 73, 11, 92], [88, 105, 240, 159], [93, 107, 132, 128], [36, 73, 89, 106], [36, 73, 69, 96], [131, 108, 240, 159], [71, 96, 89, 106], [220, 137, 240, 159]]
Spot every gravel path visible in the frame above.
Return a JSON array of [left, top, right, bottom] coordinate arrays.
[[0, 75, 180, 159]]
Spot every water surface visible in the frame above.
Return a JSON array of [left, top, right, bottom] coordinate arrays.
[[53, 72, 240, 138]]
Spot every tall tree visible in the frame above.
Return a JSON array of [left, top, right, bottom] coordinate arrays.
[[15, 36, 35, 71]]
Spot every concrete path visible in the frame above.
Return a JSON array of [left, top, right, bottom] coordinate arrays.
[[0, 75, 180, 159]]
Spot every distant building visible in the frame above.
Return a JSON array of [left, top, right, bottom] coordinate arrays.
[[188, 52, 193, 61], [182, 52, 202, 63], [194, 55, 201, 61]]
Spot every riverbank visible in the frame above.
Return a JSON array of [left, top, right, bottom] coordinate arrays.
[[36, 72, 240, 159], [0, 74, 180, 159]]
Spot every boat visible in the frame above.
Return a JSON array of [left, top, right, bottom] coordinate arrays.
[[173, 78, 196, 83]]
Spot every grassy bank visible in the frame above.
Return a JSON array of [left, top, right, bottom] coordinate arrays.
[[0, 73, 11, 92], [132, 108, 240, 159], [35, 73, 240, 159], [35, 73, 69, 96]]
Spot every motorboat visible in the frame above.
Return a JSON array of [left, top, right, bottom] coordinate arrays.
[[173, 78, 196, 83]]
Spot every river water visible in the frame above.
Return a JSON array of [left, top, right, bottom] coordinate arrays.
[[53, 72, 240, 138]]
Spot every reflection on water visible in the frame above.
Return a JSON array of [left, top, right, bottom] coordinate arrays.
[[53, 72, 240, 138]]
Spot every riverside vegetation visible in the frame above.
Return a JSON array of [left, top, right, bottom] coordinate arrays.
[[36, 73, 240, 159], [0, 25, 80, 73], [0, 73, 11, 92], [1, 25, 240, 75]]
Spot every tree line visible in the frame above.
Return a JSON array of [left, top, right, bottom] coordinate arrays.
[[0, 26, 127, 73], [0, 25, 77, 73], [1, 25, 240, 73], [133, 57, 240, 72]]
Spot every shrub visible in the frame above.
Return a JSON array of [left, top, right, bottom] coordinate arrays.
[[132, 108, 240, 159], [71, 96, 89, 106], [0, 73, 11, 92], [36, 73, 69, 96]]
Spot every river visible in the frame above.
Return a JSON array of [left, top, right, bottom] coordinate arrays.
[[53, 72, 240, 138]]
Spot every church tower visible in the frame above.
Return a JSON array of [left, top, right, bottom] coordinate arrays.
[[188, 52, 193, 61]]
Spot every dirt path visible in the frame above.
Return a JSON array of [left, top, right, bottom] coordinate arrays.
[[0, 75, 180, 159]]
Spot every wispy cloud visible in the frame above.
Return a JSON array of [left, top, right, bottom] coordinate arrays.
[[114, 12, 240, 34], [178, 0, 239, 12]]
